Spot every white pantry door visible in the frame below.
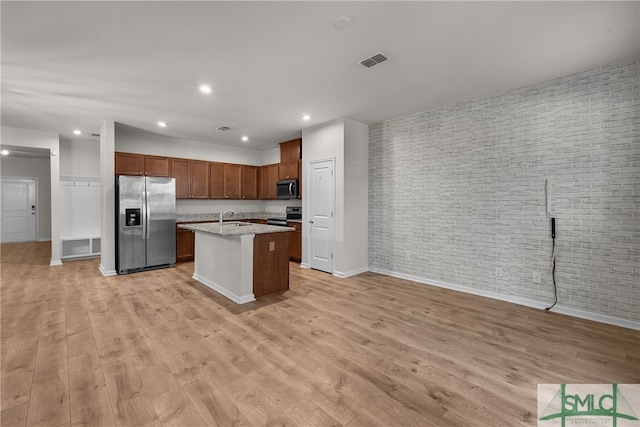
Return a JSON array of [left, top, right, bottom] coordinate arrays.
[[1, 178, 37, 243], [308, 159, 334, 273]]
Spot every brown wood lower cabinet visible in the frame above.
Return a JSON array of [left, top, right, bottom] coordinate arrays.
[[253, 232, 290, 298], [289, 222, 302, 263], [176, 225, 195, 262]]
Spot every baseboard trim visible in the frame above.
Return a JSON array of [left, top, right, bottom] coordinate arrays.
[[38, 238, 52, 242], [300, 263, 309, 269], [334, 266, 369, 278], [50, 258, 62, 266], [99, 265, 117, 277], [192, 273, 255, 305], [370, 267, 640, 331]]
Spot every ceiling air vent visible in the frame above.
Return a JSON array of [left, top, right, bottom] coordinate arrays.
[[216, 126, 232, 131], [358, 52, 390, 69]]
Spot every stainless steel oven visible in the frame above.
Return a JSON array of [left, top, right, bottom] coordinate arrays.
[[267, 206, 301, 227]]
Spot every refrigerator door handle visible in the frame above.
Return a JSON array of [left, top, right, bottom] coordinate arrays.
[[145, 190, 151, 240], [141, 190, 147, 240]]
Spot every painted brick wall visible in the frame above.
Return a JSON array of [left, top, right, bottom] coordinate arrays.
[[369, 57, 639, 323]]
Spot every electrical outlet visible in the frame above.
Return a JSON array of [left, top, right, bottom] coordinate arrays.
[[496, 267, 502, 277], [533, 271, 541, 283], [269, 241, 275, 251]]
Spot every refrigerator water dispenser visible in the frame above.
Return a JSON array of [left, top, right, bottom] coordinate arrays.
[[125, 208, 141, 226]]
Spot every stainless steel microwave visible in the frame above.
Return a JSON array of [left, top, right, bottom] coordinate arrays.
[[276, 179, 298, 199]]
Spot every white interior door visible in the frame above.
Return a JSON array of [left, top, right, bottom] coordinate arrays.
[[1, 178, 37, 243], [308, 159, 334, 273]]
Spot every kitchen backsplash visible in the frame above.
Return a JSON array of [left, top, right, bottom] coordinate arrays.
[[176, 198, 301, 215]]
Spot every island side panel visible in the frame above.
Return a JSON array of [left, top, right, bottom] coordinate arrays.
[[193, 231, 255, 304], [253, 232, 290, 298]]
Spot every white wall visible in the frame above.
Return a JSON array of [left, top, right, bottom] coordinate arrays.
[[343, 119, 369, 275], [302, 119, 344, 271], [0, 126, 61, 265], [60, 139, 100, 177], [262, 147, 280, 165], [115, 126, 263, 165], [301, 118, 369, 277], [0, 156, 52, 241]]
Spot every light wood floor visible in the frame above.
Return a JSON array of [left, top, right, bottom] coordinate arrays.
[[1, 242, 638, 427]]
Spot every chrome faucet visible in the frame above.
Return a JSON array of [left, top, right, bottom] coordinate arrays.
[[219, 209, 236, 225]]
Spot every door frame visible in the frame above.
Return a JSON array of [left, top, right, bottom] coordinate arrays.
[[306, 157, 335, 274], [0, 176, 38, 243]]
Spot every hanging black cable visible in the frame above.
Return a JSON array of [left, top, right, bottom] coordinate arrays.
[[546, 218, 557, 311]]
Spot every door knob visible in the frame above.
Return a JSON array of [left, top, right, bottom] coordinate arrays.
[[309, 220, 314, 224]]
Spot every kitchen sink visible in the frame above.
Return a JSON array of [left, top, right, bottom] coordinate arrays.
[[223, 221, 251, 227]]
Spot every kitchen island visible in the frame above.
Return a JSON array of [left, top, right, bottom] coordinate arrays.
[[178, 222, 293, 304]]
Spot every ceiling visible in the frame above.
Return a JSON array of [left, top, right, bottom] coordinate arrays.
[[0, 145, 50, 159], [2, 2, 638, 151]]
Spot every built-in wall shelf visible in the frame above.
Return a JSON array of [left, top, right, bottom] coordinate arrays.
[[61, 236, 101, 260], [60, 176, 101, 260]]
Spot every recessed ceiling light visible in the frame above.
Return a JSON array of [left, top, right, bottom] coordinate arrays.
[[302, 114, 311, 121], [241, 136, 249, 142], [157, 121, 168, 127], [73, 129, 82, 135], [199, 84, 212, 94], [1, 150, 9, 156]]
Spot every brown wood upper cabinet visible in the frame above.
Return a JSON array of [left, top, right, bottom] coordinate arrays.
[[172, 158, 209, 199], [259, 164, 279, 200], [115, 152, 144, 175], [278, 161, 298, 180], [242, 166, 258, 200], [278, 138, 302, 184], [279, 138, 302, 163], [115, 152, 171, 177], [144, 155, 171, 177], [210, 163, 242, 199]]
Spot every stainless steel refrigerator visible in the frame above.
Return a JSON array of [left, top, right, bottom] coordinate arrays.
[[116, 176, 176, 274]]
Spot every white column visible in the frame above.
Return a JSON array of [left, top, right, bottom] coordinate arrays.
[[49, 144, 61, 265], [99, 120, 117, 276]]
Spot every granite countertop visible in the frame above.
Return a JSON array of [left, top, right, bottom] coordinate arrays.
[[176, 212, 285, 223], [178, 221, 294, 236]]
